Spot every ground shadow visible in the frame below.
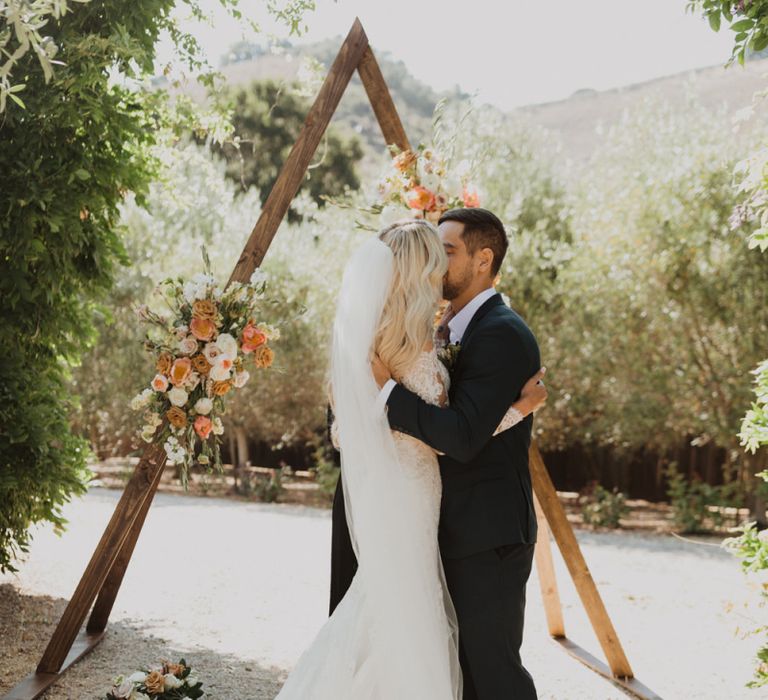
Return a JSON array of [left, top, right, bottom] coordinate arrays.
[[0, 583, 286, 699]]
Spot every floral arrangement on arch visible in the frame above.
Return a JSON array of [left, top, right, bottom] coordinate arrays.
[[374, 144, 481, 223], [105, 658, 203, 699], [131, 253, 280, 485]]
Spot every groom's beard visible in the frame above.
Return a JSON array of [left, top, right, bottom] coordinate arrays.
[[442, 266, 473, 301]]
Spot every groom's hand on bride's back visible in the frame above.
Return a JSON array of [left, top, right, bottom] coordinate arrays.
[[371, 353, 391, 389]]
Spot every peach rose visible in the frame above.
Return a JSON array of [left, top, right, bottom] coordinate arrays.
[[212, 380, 233, 396], [156, 352, 173, 375], [166, 406, 187, 429], [191, 353, 211, 376], [144, 670, 165, 694], [407, 186, 436, 212], [169, 357, 192, 386], [241, 323, 267, 353], [192, 299, 216, 320], [190, 317, 216, 341], [151, 374, 169, 392], [253, 345, 275, 369], [462, 186, 480, 208], [194, 415, 213, 439]]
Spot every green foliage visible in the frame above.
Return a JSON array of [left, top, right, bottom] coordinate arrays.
[[309, 434, 339, 500], [579, 483, 628, 528], [688, 1, 768, 64], [723, 520, 768, 687], [665, 465, 743, 533], [215, 80, 363, 221], [251, 468, 284, 503], [0, 0, 315, 574]]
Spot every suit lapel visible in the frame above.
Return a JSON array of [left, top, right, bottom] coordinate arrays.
[[459, 292, 504, 349]]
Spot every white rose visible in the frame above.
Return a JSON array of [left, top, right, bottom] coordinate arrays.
[[195, 397, 213, 415], [203, 342, 222, 364], [212, 417, 224, 435], [184, 371, 201, 391], [178, 336, 198, 355], [167, 387, 188, 407], [421, 172, 440, 192], [111, 680, 134, 699], [130, 389, 152, 411], [249, 269, 268, 286], [164, 674, 183, 689], [185, 675, 200, 686], [209, 362, 231, 382], [215, 332, 238, 359], [126, 672, 147, 684], [233, 369, 250, 388]]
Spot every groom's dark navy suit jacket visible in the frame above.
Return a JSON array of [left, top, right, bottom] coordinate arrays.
[[386, 293, 539, 559]]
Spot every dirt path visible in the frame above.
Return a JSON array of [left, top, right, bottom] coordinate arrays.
[[0, 487, 761, 699]]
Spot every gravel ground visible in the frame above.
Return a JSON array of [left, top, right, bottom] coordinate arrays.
[[0, 487, 763, 699]]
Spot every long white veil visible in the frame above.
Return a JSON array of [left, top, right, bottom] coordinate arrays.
[[329, 235, 462, 699]]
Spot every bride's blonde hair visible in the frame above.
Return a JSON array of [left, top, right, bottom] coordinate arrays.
[[375, 219, 447, 381]]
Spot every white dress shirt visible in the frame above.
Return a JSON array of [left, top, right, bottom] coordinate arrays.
[[375, 287, 497, 413]]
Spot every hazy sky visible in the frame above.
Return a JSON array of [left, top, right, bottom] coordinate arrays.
[[158, 0, 738, 109]]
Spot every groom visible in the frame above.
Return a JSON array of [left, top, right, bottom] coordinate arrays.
[[331, 207, 541, 699]]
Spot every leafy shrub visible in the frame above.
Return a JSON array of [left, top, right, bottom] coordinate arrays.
[[579, 482, 628, 529]]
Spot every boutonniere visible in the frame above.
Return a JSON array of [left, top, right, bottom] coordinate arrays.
[[437, 341, 461, 372]]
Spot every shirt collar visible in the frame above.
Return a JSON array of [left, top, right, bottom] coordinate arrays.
[[447, 287, 497, 344]]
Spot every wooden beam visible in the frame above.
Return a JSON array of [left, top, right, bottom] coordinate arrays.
[[86, 456, 165, 633], [554, 638, 665, 700], [357, 44, 411, 154], [3, 630, 105, 700], [533, 491, 565, 638], [529, 441, 634, 678], [35, 443, 167, 673], [228, 18, 370, 284]]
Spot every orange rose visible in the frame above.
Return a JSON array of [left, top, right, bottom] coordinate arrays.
[[212, 380, 233, 396], [462, 187, 480, 208], [194, 415, 213, 439], [407, 186, 436, 212], [144, 670, 165, 694], [156, 352, 173, 375], [190, 317, 216, 341], [192, 299, 217, 320], [241, 323, 267, 353], [163, 661, 186, 676], [169, 357, 192, 386], [166, 406, 187, 428], [393, 149, 417, 173], [192, 353, 211, 376], [253, 345, 275, 369]]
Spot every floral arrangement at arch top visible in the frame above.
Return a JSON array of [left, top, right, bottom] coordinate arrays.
[[374, 143, 481, 223], [131, 252, 280, 486]]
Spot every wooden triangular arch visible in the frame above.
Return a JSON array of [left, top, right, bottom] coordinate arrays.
[[3, 19, 662, 700]]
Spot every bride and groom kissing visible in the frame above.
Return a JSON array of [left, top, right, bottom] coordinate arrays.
[[278, 207, 547, 699]]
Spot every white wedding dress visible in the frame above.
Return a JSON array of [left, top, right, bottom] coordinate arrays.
[[275, 238, 523, 700]]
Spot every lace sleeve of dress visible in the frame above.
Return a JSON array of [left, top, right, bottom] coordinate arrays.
[[493, 405, 524, 436], [330, 419, 340, 450]]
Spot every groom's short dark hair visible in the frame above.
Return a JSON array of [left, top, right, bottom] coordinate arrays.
[[438, 208, 508, 276]]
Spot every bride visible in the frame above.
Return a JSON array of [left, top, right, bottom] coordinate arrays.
[[276, 219, 546, 699]]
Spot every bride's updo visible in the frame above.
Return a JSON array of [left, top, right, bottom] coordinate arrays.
[[375, 219, 447, 382]]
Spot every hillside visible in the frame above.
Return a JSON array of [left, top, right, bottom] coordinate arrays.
[[514, 59, 768, 161], [171, 37, 768, 165]]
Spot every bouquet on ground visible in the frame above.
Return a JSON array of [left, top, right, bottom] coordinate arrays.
[[131, 252, 280, 485], [374, 143, 481, 223], [105, 658, 203, 699]]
